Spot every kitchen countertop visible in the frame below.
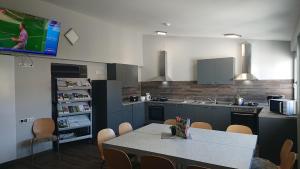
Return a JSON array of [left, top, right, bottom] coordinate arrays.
[[123, 99, 264, 109], [258, 106, 297, 119]]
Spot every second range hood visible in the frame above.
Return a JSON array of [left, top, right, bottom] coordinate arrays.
[[150, 50, 171, 81], [235, 42, 257, 81]]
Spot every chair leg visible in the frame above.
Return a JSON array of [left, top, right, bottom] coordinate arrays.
[[31, 139, 34, 165], [100, 160, 105, 169], [56, 140, 61, 160]]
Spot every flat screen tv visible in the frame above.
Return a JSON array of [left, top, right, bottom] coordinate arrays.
[[0, 7, 61, 56]]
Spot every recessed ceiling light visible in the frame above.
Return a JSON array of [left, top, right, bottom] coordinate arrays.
[[156, 31, 167, 36], [162, 22, 171, 27], [224, 33, 242, 38]]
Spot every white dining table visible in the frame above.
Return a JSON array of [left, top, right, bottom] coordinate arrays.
[[103, 123, 258, 169]]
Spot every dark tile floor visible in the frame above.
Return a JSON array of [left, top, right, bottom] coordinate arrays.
[[1, 142, 104, 169]]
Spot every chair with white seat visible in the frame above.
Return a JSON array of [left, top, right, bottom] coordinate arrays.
[[119, 122, 133, 135], [97, 128, 116, 169], [191, 122, 213, 130], [164, 119, 177, 125], [226, 125, 253, 135]]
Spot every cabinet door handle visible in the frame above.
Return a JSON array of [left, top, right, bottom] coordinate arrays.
[[232, 112, 255, 117]]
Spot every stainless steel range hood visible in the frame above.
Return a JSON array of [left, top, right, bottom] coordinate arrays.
[[235, 42, 257, 81], [150, 50, 171, 81]]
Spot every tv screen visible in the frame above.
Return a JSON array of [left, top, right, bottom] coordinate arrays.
[[0, 7, 61, 56]]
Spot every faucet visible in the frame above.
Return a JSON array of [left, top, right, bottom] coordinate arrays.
[[207, 97, 217, 104]]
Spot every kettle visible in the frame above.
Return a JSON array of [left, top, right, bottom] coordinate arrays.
[[234, 95, 244, 106], [146, 93, 151, 101]]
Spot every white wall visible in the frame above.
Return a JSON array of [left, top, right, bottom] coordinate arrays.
[[0, 56, 16, 163], [142, 35, 293, 81], [0, 0, 143, 66]]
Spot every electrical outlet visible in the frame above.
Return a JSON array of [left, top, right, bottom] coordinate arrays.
[[20, 117, 35, 124]]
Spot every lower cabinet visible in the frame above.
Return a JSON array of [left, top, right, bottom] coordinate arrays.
[[162, 103, 231, 131], [259, 116, 297, 164], [209, 107, 231, 131], [107, 110, 125, 134], [132, 103, 145, 129]]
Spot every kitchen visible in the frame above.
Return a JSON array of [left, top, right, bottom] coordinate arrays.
[[0, 0, 299, 169], [93, 36, 297, 166]]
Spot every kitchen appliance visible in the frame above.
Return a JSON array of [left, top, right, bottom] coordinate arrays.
[[230, 106, 261, 134], [140, 96, 146, 102], [148, 104, 165, 122], [267, 95, 284, 105], [146, 93, 151, 101], [150, 51, 172, 81], [235, 42, 257, 80], [234, 95, 244, 106], [269, 99, 297, 115], [129, 96, 139, 102]]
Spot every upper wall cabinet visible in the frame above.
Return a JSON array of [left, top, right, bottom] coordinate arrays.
[[107, 63, 138, 87], [197, 57, 235, 85]]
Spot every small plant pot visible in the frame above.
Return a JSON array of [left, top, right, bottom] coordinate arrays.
[[171, 127, 176, 136]]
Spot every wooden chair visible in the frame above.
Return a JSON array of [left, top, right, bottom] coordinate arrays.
[[251, 139, 295, 169], [279, 152, 297, 169], [191, 122, 213, 130], [226, 125, 253, 135], [103, 148, 132, 169], [141, 155, 176, 169], [119, 122, 133, 135], [31, 118, 58, 159], [280, 139, 293, 164], [187, 165, 209, 169], [279, 139, 294, 169], [164, 119, 177, 125], [97, 128, 116, 169]]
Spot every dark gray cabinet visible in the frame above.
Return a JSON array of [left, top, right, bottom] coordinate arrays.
[[259, 116, 297, 164], [209, 106, 231, 131], [197, 57, 235, 85], [107, 63, 138, 87], [161, 103, 230, 131], [92, 80, 123, 138], [132, 103, 145, 129]]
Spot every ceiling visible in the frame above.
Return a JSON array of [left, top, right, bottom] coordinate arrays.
[[41, 0, 300, 41]]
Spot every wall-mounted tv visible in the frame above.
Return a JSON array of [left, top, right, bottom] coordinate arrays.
[[0, 7, 61, 56]]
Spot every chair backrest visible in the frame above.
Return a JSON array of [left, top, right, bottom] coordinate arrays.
[[164, 119, 177, 125], [141, 155, 175, 169], [191, 122, 213, 130], [226, 125, 253, 135], [280, 139, 293, 165], [187, 165, 209, 169], [32, 118, 55, 138], [119, 122, 133, 135], [97, 128, 116, 160], [103, 148, 132, 169], [279, 152, 297, 169]]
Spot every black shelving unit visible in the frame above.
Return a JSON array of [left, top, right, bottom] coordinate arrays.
[[51, 64, 92, 147]]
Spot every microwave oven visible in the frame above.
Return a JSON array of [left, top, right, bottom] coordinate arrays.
[[269, 99, 297, 115]]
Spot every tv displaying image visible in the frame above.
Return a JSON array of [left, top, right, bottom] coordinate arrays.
[[0, 7, 61, 56]]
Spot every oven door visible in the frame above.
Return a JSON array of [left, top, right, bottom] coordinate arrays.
[[148, 105, 165, 123], [231, 112, 258, 134]]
